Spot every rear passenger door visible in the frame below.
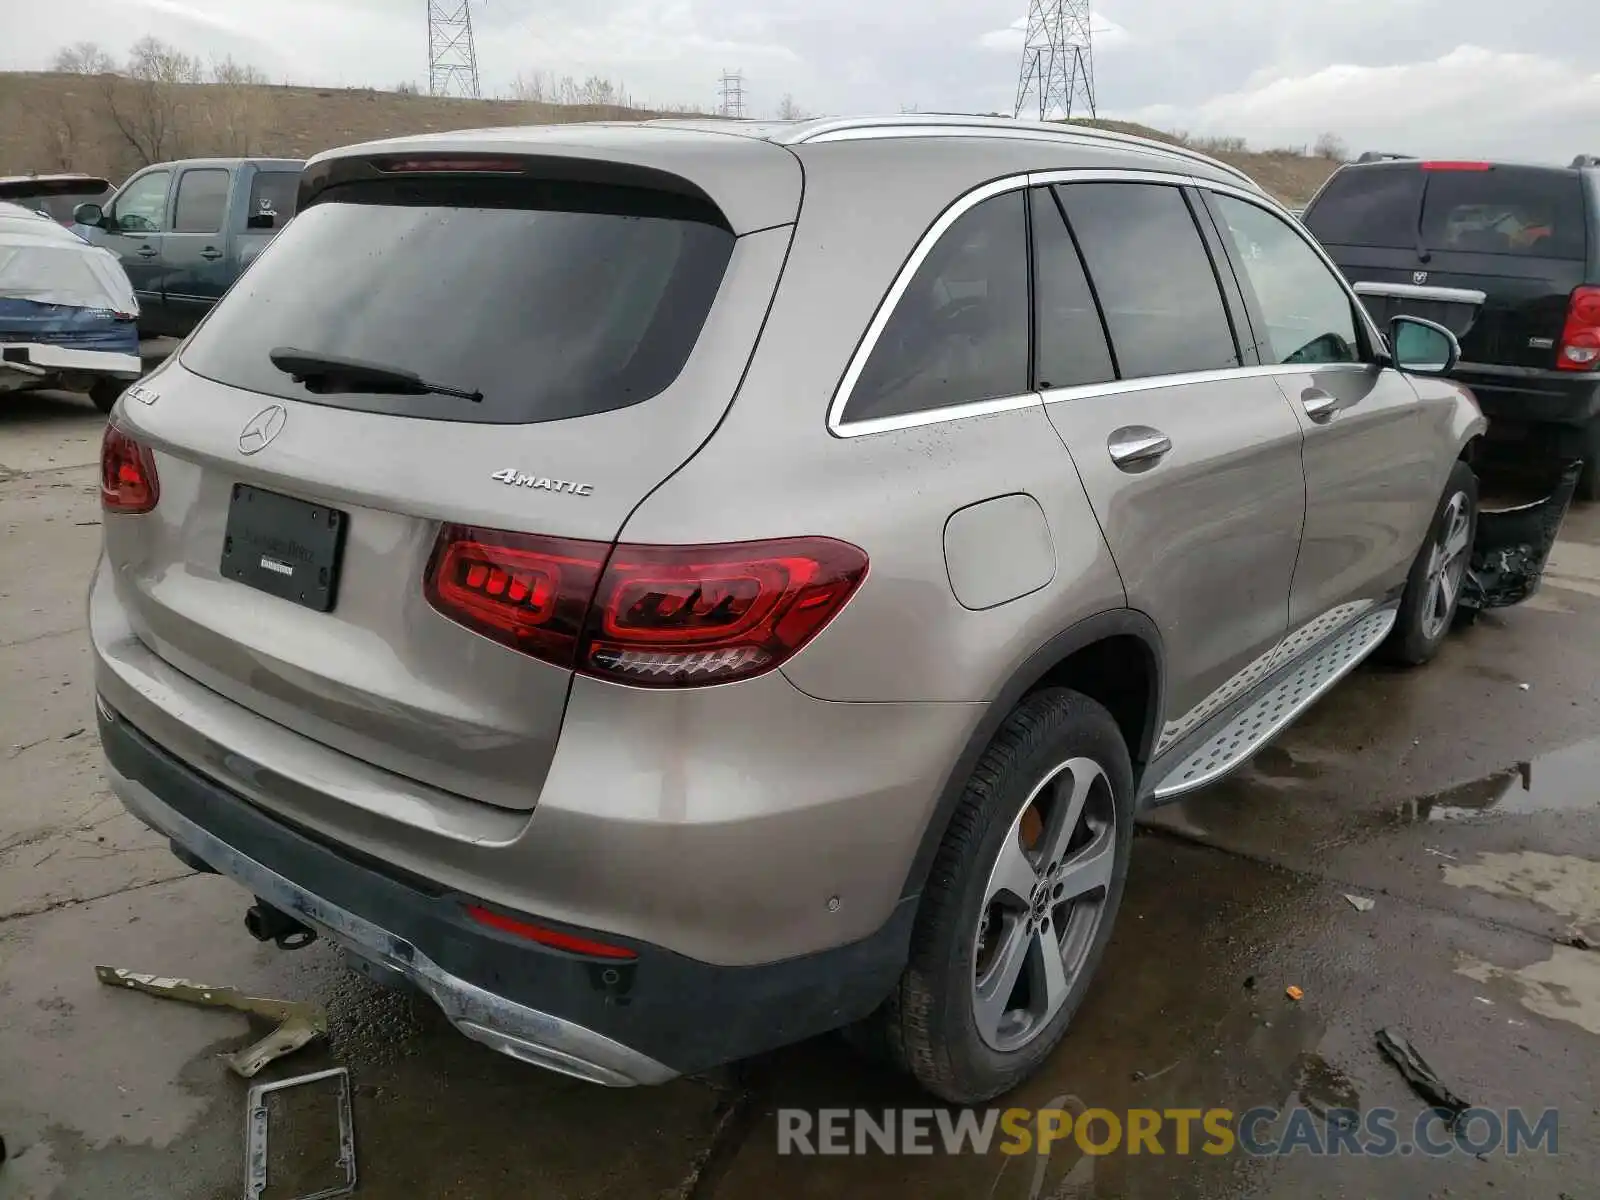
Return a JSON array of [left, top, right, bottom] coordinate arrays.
[[162, 166, 234, 330], [1203, 190, 1439, 625], [1034, 180, 1306, 749]]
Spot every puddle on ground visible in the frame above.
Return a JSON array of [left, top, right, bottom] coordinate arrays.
[[1388, 736, 1600, 824], [1440, 850, 1600, 940], [1457, 946, 1600, 1037]]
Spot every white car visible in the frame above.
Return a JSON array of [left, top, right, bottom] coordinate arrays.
[[1, 200, 143, 412]]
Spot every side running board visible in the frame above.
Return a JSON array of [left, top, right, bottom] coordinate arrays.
[[1146, 607, 1397, 802]]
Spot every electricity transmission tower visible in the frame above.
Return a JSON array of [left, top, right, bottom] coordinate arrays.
[[717, 70, 747, 119], [1013, 0, 1096, 122], [428, 0, 481, 99]]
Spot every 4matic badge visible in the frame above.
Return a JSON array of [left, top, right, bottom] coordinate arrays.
[[491, 468, 594, 497]]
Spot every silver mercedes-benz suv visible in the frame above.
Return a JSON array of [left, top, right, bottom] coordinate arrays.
[[93, 114, 1491, 1103]]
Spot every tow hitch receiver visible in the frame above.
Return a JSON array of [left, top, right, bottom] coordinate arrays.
[[1459, 459, 1582, 617]]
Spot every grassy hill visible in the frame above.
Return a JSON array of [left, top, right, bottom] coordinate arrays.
[[0, 71, 1338, 205]]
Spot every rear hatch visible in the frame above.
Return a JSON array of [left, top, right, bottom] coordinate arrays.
[[1305, 162, 1591, 368], [105, 144, 798, 810]]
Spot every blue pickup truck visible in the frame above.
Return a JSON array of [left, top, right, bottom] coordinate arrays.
[[73, 157, 303, 338]]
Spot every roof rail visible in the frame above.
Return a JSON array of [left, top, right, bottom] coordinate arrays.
[[775, 114, 1260, 189], [1355, 151, 1414, 164], [1571, 154, 1600, 169]]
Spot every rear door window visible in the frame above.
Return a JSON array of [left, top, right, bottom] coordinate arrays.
[[1029, 187, 1116, 389], [173, 169, 230, 234], [843, 190, 1030, 424], [1419, 167, 1587, 260], [1302, 165, 1425, 249], [1055, 182, 1241, 380], [179, 177, 736, 424], [247, 171, 298, 229]]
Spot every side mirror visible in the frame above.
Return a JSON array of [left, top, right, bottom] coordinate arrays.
[[73, 202, 104, 227], [1390, 315, 1459, 375]]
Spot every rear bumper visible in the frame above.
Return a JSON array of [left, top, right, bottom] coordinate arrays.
[[98, 697, 916, 1082], [1, 342, 142, 391], [1452, 362, 1600, 427]]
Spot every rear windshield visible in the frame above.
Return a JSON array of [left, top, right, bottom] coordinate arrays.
[[1419, 168, 1587, 260], [1303, 165, 1425, 249], [179, 177, 735, 424]]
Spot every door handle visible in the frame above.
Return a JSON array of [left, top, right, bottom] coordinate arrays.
[[1302, 388, 1339, 422], [1107, 426, 1173, 469], [200, 248, 223, 260], [137, 246, 158, 258]]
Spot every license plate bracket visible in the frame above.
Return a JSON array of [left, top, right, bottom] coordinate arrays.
[[221, 484, 347, 612]]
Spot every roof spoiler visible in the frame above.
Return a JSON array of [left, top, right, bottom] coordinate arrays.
[[1355, 152, 1414, 164], [1571, 154, 1600, 169]]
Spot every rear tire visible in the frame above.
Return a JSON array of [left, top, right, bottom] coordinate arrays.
[[1383, 460, 1478, 666], [89, 378, 126, 415], [872, 689, 1134, 1104]]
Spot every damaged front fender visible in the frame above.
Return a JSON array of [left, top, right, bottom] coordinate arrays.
[[1459, 459, 1583, 615]]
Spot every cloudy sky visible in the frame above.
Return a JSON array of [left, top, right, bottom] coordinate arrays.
[[3, 0, 1596, 161]]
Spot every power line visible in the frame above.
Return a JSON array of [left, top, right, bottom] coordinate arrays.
[[717, 69, 746, 119], [1013, 0, 1096, 122], [428, 0, 481, 99]]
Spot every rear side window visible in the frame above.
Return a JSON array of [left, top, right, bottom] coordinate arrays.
[[1302, 165, 1425, 249], [180, 177, 736, 424], [1420, 168, 1587, 260], [843, 191, 1029, 423], [247, 171, 298, 229], [1055, 182, 1240, 380], [173, 169, 229, 234], [1029, 187, 1116, 389]]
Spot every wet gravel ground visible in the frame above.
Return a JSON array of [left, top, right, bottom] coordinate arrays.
[[2, 389, 1597, 1199]]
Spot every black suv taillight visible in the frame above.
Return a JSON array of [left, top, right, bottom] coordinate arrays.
[[100, 422, 160, 514], [424, 526, 868, 687], [1557, 286, 1600, 371]]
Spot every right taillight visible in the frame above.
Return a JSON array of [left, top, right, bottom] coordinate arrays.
[[424, 526, 868, 688], [100, 422, 160, 514], [1557, 286, 1600, 371]]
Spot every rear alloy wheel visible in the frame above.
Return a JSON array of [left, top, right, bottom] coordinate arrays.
[[1384, 459, 1478, 665], [875, 689, 1134, 1104]]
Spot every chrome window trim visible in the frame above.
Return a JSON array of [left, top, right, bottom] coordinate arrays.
[[827, 169, 1387, 439]]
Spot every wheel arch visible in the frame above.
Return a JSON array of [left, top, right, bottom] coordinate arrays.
[[898, 609, 1164, 903]]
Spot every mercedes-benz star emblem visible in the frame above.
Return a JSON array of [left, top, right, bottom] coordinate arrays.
[[238, 405, 288, 455]]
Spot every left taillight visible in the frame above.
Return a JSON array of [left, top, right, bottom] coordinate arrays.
[[100, 422, 159, 514], [424, 527, 869, 688]]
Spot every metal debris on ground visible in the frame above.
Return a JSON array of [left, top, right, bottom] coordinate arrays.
[[1457, 459, 1582, 617], [246, 1067, 357, 1200], [1285, 985, 1305, 1001], [1344, 894, 1376, 912], [94, 965, 327, 1078], [1375, 1027, 1470, 1123]]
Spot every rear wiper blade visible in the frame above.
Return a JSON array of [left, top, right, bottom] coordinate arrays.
[[267, 347, 482, 402]]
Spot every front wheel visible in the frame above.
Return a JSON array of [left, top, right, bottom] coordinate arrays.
[[875, 689, 1134, 1104], [1383, 460, 1478, 666]]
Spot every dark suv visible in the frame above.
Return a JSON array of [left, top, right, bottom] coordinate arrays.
[[1302, 154, 1600, 497]]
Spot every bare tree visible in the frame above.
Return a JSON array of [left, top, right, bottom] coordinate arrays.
[[52, 41, 116, 74], [1313, 131, 1349, 162], [100, 36, 205, 166], [775, 93, 807, 121], [204, 55, 273, 155]]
